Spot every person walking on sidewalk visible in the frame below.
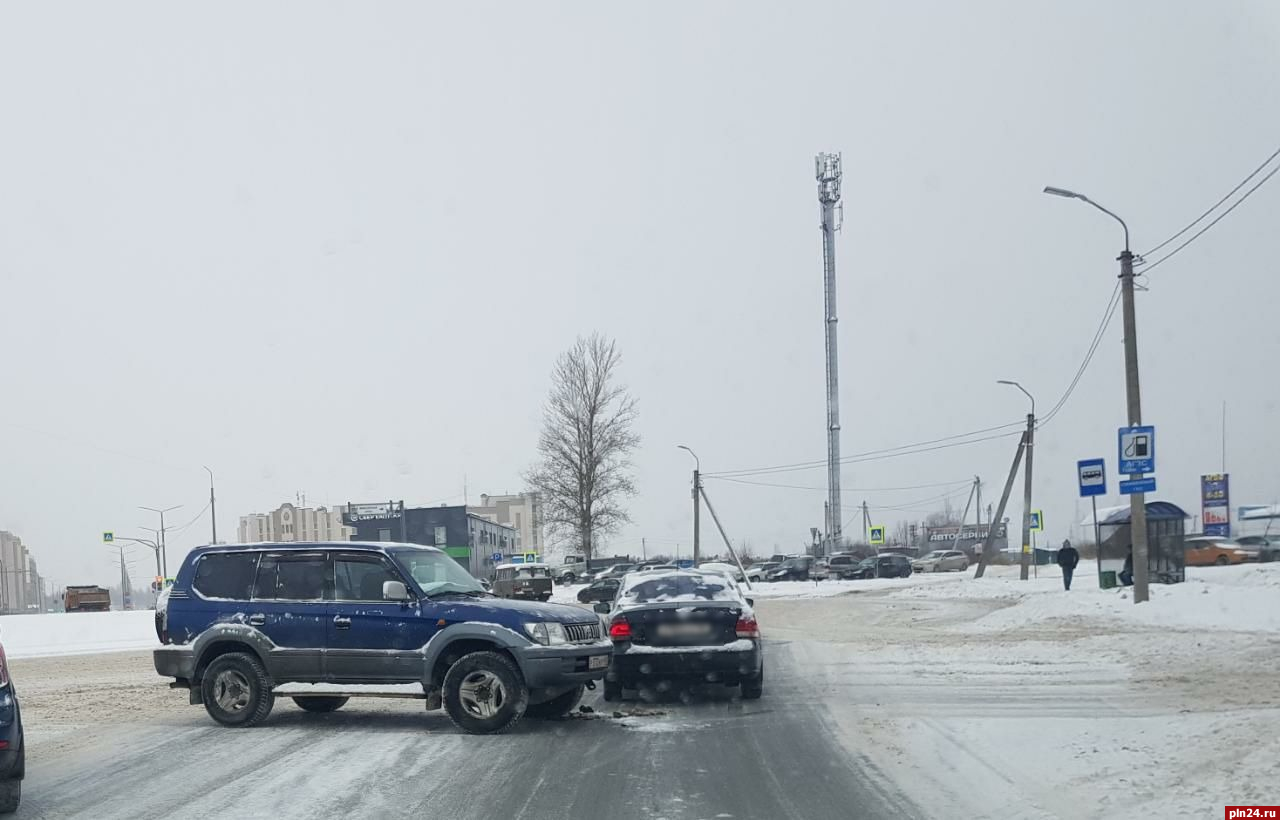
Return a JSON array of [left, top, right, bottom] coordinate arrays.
[[1056, 539, 1080, 590]]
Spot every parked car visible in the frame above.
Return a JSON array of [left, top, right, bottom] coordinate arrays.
[[765, 556, 816, 582], [825, 554, 861, 579], [153, 542, 612, 734], [591, 563, 638, 583], [745, 562, 780, 582], [491, 563, 553, 602], [1236, 536, 1280, 562], [0, 640, 23, 814], [577, 578, 622, 604], [849, 554, 913, 579], [1184, 536, 1259, 567], [697, 561, 745, 582], [597, 569, 762, 701], [912, 550, 969, 573]]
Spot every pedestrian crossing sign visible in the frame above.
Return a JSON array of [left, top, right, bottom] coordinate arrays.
[[103, 531, 114, 543], [869, 526, 885, 545], [1030, 510, 1044, 532]]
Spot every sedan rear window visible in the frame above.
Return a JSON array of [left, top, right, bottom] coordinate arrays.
[[619, 572, 738, 604]]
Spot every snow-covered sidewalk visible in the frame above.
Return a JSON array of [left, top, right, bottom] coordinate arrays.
[[1, 610, 158, 659]]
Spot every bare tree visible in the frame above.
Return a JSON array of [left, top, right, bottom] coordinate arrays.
[[526, 333, 639, 560]]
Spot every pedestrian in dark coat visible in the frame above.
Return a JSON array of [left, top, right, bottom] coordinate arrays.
[[1119, 546, 1134, 586], [1056, 539, 1080, 590]]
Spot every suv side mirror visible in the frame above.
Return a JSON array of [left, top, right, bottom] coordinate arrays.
[[383, 580, 410, 601], [592, 602, 611, 614]]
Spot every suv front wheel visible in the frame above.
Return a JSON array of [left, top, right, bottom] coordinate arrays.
[[201, 652, 275, 728], [442, 651, 528, 734]]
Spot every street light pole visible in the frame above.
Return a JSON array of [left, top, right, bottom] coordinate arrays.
[[998, 380, 1036, 581], [1044, 186, 1149, 603], [140, 504, 182, 580], [203, 466, 217, 545], [677, 446, 701, 565]]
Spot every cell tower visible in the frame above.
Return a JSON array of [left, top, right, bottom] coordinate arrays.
[[816, 152, 843, 554]]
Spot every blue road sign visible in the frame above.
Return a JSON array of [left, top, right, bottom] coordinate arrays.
[[1119, 476, 1157, 495], [490, 552, 503, 562], [1077, 458, 1107, 497], [676, 559, 695, 569], [1118, 426, 1156, 474]]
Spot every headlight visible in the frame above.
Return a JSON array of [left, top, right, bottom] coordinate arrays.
[[523, 622, 568, 646]]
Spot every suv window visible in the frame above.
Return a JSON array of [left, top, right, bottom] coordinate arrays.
[[193, 552, 260, 600], [334, 554, 399, 601], [253, 553, 326, 600]]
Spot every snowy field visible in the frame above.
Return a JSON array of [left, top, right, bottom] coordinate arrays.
[[1, 609, 157, 659]]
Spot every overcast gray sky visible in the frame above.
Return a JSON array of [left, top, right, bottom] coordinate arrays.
[[3, 2, 1279, 586]]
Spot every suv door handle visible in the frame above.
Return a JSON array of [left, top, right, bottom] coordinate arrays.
[[247, 614, 266, 627], [333, 615, 352, 629]]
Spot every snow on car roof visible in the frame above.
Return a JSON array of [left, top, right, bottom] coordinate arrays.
[[617, 569, 742, 606], [493, 562, 549, 571]]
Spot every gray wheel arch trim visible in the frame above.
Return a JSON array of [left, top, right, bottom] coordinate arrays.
[[422, 623, 532, 686], [191, 624, 278, 679]]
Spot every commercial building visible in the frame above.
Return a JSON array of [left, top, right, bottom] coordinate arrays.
[[922, 522, 1009, 555], [0, 530, 46, 613], [468, 492, 543, 555], [342, 501, 520, 577], [237, 503, 353, 544]]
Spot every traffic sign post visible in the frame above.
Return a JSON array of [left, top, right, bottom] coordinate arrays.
[[1077, 458, 1107, 586], [869, 526, 885, 546], [490, 552, 503, 563], [1030, 511, 1044, 532], [102, 531, 114, 543], [524, 553, 538, 563], [1119, 476, 1156, 495], [1118, 426, 1156, 475]]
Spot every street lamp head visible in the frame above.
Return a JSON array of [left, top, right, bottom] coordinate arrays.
[[1043, 186, 1084, 200], [996, 379, 1017, 386]]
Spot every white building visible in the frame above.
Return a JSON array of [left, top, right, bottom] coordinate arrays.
[[237, 503, 353, 544], [0, 530, 45, 613], [468, 492, 544, 555]]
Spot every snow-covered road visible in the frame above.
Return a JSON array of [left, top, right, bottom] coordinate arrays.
[[7, 563, 1277, 818]]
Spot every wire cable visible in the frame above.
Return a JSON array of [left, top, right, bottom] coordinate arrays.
[[704, 476, 973, 493], [1038, 282, 1122, 427], [1143, 144, 1280, 257], [706, 422, 1024, 478], [1140, 161, 1280, 276]]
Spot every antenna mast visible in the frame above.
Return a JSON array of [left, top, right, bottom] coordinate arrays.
[[816, 152, 844, 554]]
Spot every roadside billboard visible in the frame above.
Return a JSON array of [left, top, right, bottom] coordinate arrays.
[[923, 522, 1008, 554], [1200, 474, 1230, 536]]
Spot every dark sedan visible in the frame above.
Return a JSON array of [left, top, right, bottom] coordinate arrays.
[[765, 556, 816, 582], [849, 554, 913, 579], [577, 578, 621, 604], [598, 570, 762, 701], [0, 642, 24, 813]]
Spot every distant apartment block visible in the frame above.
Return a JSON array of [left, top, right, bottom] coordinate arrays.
[[468, 492, 543, 554], [237, 503, 353, 544], [0, 530, 46, 613]]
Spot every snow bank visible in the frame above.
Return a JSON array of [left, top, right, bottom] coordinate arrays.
[[2, 610, 159, 659], [888, 562, 1280, 632]]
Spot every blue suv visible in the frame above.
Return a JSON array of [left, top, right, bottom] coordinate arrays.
[[153, 542, 611, 734]]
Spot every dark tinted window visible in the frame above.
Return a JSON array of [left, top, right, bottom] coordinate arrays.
[[252, 553, 326, 600], [193, 552, 260, 600], [334, 555, 398, 601]]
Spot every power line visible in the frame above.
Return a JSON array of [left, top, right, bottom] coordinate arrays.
[[705, 476, 973, 493], [1038, 282, 1122, 427], [706, 422, 1024, 478], [1143, 143, 1280, 257], [165, 501, 212, 536], [1140, 161, 1280, 276]]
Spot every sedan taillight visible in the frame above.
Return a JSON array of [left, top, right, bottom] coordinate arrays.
[[609, 619, 632, 641], [735, 616, 760, 638]]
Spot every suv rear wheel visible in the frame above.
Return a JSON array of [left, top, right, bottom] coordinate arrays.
[[293, 696, 349, 713], [201, 652, 275, 728], [524, 685, 584, 719], [442, 651, 528, 734]]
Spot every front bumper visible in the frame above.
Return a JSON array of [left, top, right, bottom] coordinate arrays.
[[609, 643, 762, 684], [515, 639, 613, 688], [154, 645, 196, 680]]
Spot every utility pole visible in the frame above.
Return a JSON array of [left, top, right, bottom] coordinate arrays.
[[975, 478, 983, 528], [861, 501, 870, 543], [697, 485, 752, 589], [140, 505, 182, 580], [1045, 186, 1149, 603], [678, 446, 702, 564], [975, 431, 1027, 578], [204, 466, 217, 544], [998, 380, 1036, 581], [816, 152, 844, 556], [641, 538, 647, 561]]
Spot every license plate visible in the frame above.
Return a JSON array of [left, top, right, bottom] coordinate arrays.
[[589, 654, 610, 670], [656, 623, 713, 638]]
